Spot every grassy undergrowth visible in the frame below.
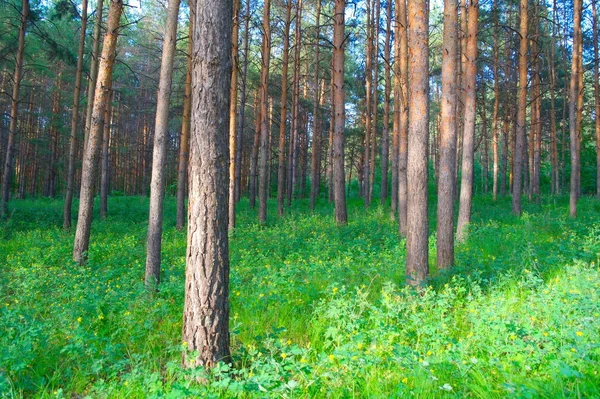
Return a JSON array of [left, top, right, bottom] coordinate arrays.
[[1, 195, 599, 398]]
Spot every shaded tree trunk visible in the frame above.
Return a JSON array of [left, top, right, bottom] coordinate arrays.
[[406, 0, 429, 287], [258, 0, 271, 223], [235, 0, 250, 204], [277, 1, 292, 215], [569, 0, 582, 217], [397, 0, 409, 236], [380, 0, 392, 205], [491, 0, 499, 201], [228, 0, 240, 230], [73, 0, 123, 264], [100, 88, 113, 219], [182, 0, 232, 368], [310, 0, 322, 211]]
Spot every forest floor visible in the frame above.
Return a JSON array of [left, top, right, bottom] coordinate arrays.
[[1, 195, 600, 398]]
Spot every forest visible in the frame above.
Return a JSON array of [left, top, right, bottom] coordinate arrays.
[[1, 0, 599, 396]]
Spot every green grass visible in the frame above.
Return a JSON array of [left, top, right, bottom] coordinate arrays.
[[1, 195, 599, 398]]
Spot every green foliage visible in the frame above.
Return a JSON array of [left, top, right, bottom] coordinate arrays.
[[1, 195, 599, 398]]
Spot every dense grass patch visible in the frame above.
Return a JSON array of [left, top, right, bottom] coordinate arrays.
[[1, 195, 599, 398]]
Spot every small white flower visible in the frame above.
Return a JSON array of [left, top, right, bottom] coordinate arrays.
[[470, 357, 478, 364], [439, 383, 453, 392]]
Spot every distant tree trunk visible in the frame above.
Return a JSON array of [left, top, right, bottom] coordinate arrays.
[[491, 0, 499, 201], [397, 0, 408, 236], [145, 0, 181, 287], [406, 0, 429, 287], [64, 0, 88, 228], [332, 0, 347, 225], [512, 0, 528, 216], [228, 0, 240, 230], [369, 0, 380, 201], [258, 0, 271, 223], [549, 0, 558, 195], [363, 0, 372, 207], [391, 0, 400, 214], [594, 0, 600, 198], [249, 91, 260, 208], [569, 0, 582, 217], [1, 0, 28, 217], [310, 0, 322, 211], [73, 0, 123, 264], [83, 0, 105, 155], [100, 88, 113, 219], [380, 0, 391, 205], [287, 0, 303, 206], [456, 0, 478, 242], [235, 0, 250, 204], [45, 69, 62, 198], [328, 60, 335, 203], [531, 13, 541, 204], [436, 0, 458, 270], [176, 9, 193, 230], [277, 1, 292, 215], [182, 0, 232, 368]]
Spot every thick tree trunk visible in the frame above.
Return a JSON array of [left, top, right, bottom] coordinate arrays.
[[100, 89, 113, 219], [277, 1, 292, 215], [258, 0, 271, 223], [436, 0, 458, 270], [456, 0, 478, 242], [310, 0, 322, 211], [397, 0, 409, 236], [569, 0, 582, 217], [64, 0, 88, 228], [512, 0, 528, 216], [406, 0, 429, 287], [332, 0, 347, 225], [228, 0, 240, 230], [73, 0, 123, 264], [182, 0, 232, 368], [176, 10, 194, 230], [380, 0, 391, 205], [145, 0, 181, 287]]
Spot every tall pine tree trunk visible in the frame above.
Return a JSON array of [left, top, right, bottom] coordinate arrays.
[[277, 1, 292, 215], [569, 0, 582, 217], [258, 0, 271, 223], [397, 0, 409, 236], [228, 0, 240, 229], [310, 0, 322, 210], [380, 0, 392, 205]]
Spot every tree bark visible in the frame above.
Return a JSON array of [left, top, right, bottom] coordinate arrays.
[[182, 0, 232, 368], [1, 0, 28, 217], [512, 0, 528, 216], [456, 0, 478, 242], [436, 0, 458, 270], [397, 0, 408, 236], [258, 0, 271, 223], [64, 0, 88, 228], [235, 0, 250, 204], [369, 0, 380, 201], [249, 91, 260, 208], [287, 0, 303, 206], [380, 0, 391, 205], [73, 0, 123, 264], [363, 0, 372, 207], [332, 0, 347, 225], [310, 0, 322, 211], [594, 0, 600, 198], [277, 1, 292, 215], [406, 0, 429, 287], [491, 0, 499, 201], [228, 0, 240, 230], [99, 88, 113, 219], [145, 0, 182, 287], [569, 0, 582, 217]]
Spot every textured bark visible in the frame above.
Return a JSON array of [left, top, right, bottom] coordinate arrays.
[[277, 1, 292, 215], [182, 0, 232, 369], [512, 0, 527, 216], [45, 70, 62, 198], [228, 0, 240, 230], [436, 0, 458, 270], [391, 0, 400, 214], [363, 0, 372, 207], [569, 0, 582, 218], [380, 0, 391, 205], [99, 89, 113, 219], [235, 0, 250, 204], [83, 0, 105, 155], [456, 0, 478, 242], [531, 13, 540, 204], [64, 0, 88, 229], [249, 91, 260, 208], [287, 0, 303, 206], [332, 0, 347, 225], [549, 0, 558, 195], [369, 0, 380, 201], [176, 10, 194, 230], [397, 0, 408, 236], [1, 0, 28, 217], [594, 0, 600, 198], [73, 0, 123, 264], [328, 60, 335, 203], [491, 0, 499, 201], [406, 0, 429, 287], [258, 0, 271, 223], [310, 0, 322, 211], [145, 0, 181, 288]]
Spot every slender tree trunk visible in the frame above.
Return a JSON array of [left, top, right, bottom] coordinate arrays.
[[228, 0, 240, 230], [277, 1, 292, 215], [235, 0, 250, 204], [176, 10, 194, 230], [569, 0, 582, 217], [398, 0, 409, 236], [363, 0, 372, 207], [73, 0, 123, 264], [64, 0, 88, 228], [512, 0, 528, 216], [456, 0, 478, 242], [406, 0, 429, 287], [83, 0, 105, 155], [287, 0, 303, 206], [182, 0, 232, 368], [328, 60, 335, 203], [45, 69, 62, 198], [549, 0, 558, 195], [370, 0, 380, 201], [249, 91, 260, 208], [380, 0, 391, 205], [310, 0, 322, 210], [532, 14, 540, 204], [391, 0, 400, 214], [333, 0, 347, 224], [436, 0, 458, 270], [145, 0, 181, 287], [258, 0, 271, 223], [1, 0, 28, 217], [594, 0, 600, 198], [99, 88, 113, 219], [491, 0, 499, 201]]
